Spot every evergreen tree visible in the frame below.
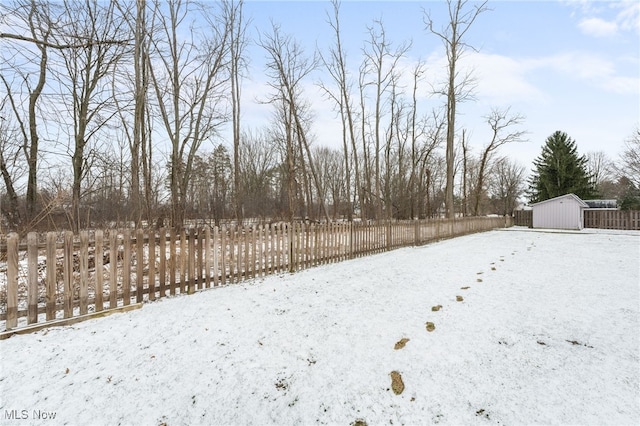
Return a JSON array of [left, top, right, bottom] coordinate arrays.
[[527, 131, 597, 203]]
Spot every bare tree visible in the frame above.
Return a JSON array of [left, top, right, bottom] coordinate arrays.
[[239, 128, 278, 220], [459, 129, 471, 216], [406, 61, 429, 219], [225, 0, 250, 224], [488, 156, 526, 215], [362, 19, 411, 219], [471, 108, 525, 216], [313, 146, 346, 219], [56, 0, 129, 230], [0, 0, 63, 223], [147, 0, 231, 228], [358, 62, 373, 219], [0, 97, 24, 227], [586, 150, 615, 196], [416, 108, 446, 218], [111, 0, 153, 225], [187, 146, 232, 225], [260, 23, 329, 222], [617, 128, 640, 188], [318, 0, 361, 221], [424, 0, 489, 218]]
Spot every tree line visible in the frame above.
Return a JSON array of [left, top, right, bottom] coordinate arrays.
[[1, 0, 637, 233]]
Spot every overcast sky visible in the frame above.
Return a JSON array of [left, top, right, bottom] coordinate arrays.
[[235, 0, 639, 173]]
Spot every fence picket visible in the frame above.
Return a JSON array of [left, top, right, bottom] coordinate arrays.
[[63, 231, 74, 317], [179, 230, 187, 294], [109, 232, 118, 308], [198, 229, 204, 290], [159, 229, 166, 297], [213, 226, 220, 286], [136, 229, 144, 303], [169, 229, 176, 296], [27, 232, 38, 324], [6, 234, 18, 330], [95, 230, 104, 311], [188, 229, 195, 294], [123, 230, 131, 306], [79, 231, 89, 315], [205, 227, 212, 289], [46, 232, 56, 320], [195, 229, 204, 290], [148, 230, 156, 301], [220, 226, 227, 285]]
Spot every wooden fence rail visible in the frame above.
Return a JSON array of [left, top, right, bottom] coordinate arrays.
[[0, 217, 511, 332]]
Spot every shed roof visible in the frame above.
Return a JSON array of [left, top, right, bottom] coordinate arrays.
[[530, 193, 589, 208]]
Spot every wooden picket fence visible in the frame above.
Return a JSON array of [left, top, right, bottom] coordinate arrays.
[[0, 216, 511, 333]]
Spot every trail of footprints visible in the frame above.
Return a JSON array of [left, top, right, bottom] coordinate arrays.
[[376, 254, 510, 424]]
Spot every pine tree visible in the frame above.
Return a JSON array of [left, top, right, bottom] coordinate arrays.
[[527, 131, 597, 203]]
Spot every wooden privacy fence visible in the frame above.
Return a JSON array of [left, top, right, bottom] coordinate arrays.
[[514, 209, 640, 230], [513, 210, 532, 227], [584, 210, 640, 230], [0, 216, 511, 333]]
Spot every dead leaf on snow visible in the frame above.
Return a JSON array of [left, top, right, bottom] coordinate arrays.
[[394, 338, 410, 350]]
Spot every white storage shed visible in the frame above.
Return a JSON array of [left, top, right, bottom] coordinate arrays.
[[531, 193, 589, 230]]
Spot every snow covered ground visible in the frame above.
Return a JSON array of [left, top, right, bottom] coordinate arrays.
[[1, 228, 638, 426]]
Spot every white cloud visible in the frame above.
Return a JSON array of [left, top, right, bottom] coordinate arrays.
[[571, 0, 640, 37], [533, 52, 639, 95], [615, 1, 640, 33], [578, 17, 618, 37], [467, 53, 547, 105]]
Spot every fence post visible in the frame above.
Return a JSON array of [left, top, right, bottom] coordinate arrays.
[[122, 230, 131, 306], [95, 230, 104, 311], [6, 233, 19, 330], [188, 228, 195, 294], [386, 221, 392, 251], [27, 232, 38, 324], [79, 231, 89, 315], [169, 228, 176, 295], [250, 225, 257, 279], [136, 229, 144, 303], [288, 223, 294, 273], [63, 231, 74, 317], [205, 227, 212, 288], [213, 226, 219, 286], [180, 229, 187, 292], [46, 232, 57, 320], [256, 225, 263, 277], [228, 226, 236, 283], [159, 228, 167, 297], [148, 230, 156, 300], [220, 226, 227, 285], [109, 231, 118, 308], [198, 228, 205, 289]]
